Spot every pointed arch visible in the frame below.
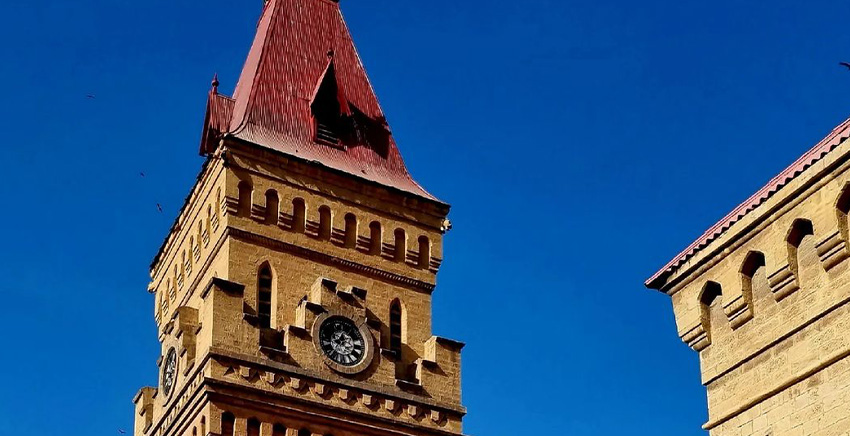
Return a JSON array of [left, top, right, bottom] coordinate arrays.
[[418, 235, 431, 268], [258, 263, 274, 329], [174, 264, 181, 289], [238, 181, 253, 218], [247, 418, 260, 436], [699, 281, 723, 344], [740, 251, 766, 309], [787, 218, 815, 275], [221, 412, 235, 436], [272, 424, 287, 436], [205, 205, 212, 245], [394, 228, 407, 262], [369, 221, 382, 255], [190, 235, 198, 262], [344, 213, 358, 248], [292, 198, 306, 233], [197, 221, 204, 250], [265, 190, 280, 225], [216, 187, 223, 216], [182, 249, 190, 278], [318, 206, 332, 240]]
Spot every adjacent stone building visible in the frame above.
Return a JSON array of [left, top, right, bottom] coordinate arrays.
[[647, 118, 850, 435], [133, 1, 465, 436]]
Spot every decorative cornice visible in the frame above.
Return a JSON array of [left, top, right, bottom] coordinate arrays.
[[723, 294, 753, 329], [228, 227, 437, 292], [209, 348, 466, 415]]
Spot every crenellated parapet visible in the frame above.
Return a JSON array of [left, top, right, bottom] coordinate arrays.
[[220, 165, 446, 277], [193, 275, 464, 417], [207, 354, 465, 433], [647, 127, 850, 433], [665, 177, 850, 355], [133, 387, 157, 436]]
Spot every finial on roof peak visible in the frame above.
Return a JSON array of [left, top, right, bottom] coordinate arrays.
[[211, 73, 220, 95], [327, 49, 335, 59]]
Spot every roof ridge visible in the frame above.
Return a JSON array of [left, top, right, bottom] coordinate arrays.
[[646, 115, 850, 288], [229, 0, 281, 136]]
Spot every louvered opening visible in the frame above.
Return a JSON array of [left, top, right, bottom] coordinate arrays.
[[316, 121, 339, 146]]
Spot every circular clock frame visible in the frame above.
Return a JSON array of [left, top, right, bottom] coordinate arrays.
[[161, 347, 178, 397], [312, 313, 375, 375]]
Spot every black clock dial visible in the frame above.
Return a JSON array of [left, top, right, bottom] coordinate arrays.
[[319, 317, 366, 367], [162, 348, 177, 396]]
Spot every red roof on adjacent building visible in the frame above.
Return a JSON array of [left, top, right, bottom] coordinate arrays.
[[200, 0, 439, 202], [647, 116, 850, 289]]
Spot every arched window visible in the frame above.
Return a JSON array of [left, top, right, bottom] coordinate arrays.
[[369, 221, 382, 255], [292, 198, 306, 233], [210, 200, 220, 229], [182, 250, 189, 277], [192, 427, 197, 436], [197, 221, 204, 251], [418, 236, 430, 268], [318, 206, 332, 240], [272, 424, 287, 436], [344, 213, 358, 248], [221, 412, 235, 436], [247, 418, 261, 436], [699, 282, 723, 345], [174, 264, 181, 289], [298, 429, 311, 436], [206, 205, 213, 237], [216, 187, 223, 216], [394, 229, 406, 262], [787, 219, 815, 276], [258, 265, 273, 329], [741, 251, 766, 308], [200, 417, 206, 436], [265, 190, 280, 225], [238, 181, 253, 218], [390, 299, 403, 356]]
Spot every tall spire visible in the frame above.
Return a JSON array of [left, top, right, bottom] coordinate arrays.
[[199, 0, 438, 202]]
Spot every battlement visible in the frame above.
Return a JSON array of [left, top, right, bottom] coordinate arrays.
[[149, 142, 450, 331], [648, 131, 850, 433]]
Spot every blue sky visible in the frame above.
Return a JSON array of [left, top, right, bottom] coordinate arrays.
[[1, 0, 850, 434]]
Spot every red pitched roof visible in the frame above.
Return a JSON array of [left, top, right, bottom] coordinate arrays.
[[200, 0, 438, 202], [646, 116, 850, 289]]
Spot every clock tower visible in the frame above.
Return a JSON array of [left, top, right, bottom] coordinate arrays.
[[132, 1, 466, 436]]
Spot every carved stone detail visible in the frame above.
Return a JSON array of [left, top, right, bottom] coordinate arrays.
[[215, 357, 457, 430], [816, 230, 850, 271], [682, 323, 710, 352], [768, 264, 799, 301], [723, 294, 753, 329]]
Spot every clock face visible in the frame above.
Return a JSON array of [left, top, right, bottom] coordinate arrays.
[[318, 316, 366, 367], [162, 348, 177, 396]]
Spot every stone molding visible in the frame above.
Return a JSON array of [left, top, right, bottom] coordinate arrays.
[[767, 264, 799, 301], [229, 227, 436, 292], [210, 353, 460, 431], [816, 229, 850, 271]]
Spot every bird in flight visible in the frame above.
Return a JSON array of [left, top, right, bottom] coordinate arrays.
[[840, 62, 850, 71], [156, 203, 163, 213], [118, 430, 126, 435], [140, 172, 146, 177], [86, 94, 96, 99]]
